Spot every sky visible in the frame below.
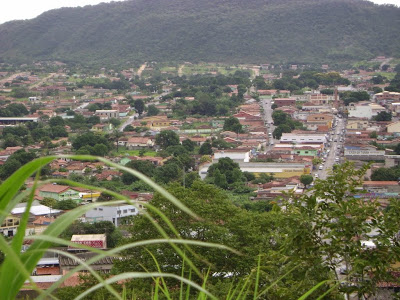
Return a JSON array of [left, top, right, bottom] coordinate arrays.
[[0, 0, 399, 25]]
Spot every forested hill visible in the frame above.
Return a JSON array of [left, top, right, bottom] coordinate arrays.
[[0, 0, 399, 65]]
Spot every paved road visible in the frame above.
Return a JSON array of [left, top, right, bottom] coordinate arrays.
[[261, 98, 275, 151], [119, 114, 138, 132], [315, 116, 346, 180]]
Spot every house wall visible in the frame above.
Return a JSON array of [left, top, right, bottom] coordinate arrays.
[[85, 204, 139, 227], [280, 133, 326, 144], [348, 106, 373, 119]]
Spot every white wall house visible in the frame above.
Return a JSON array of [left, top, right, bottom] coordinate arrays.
[[347, 102, 385, 119], [85, 204, 139, 227], [280, 133, 327, 144], [213, 149, 251, 163]]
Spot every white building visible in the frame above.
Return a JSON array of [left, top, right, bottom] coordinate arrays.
[[95, 110, 119, 120], [85, 204, 139, 227], [280, 133, 327, 144], [347, 102, 385, 119], [213, 149, 251, 163]]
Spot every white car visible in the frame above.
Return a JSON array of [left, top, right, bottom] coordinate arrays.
[[319, 165, 323, 170], [315, 174, 319, 178]]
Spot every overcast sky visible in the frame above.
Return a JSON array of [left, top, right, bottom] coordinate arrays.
[[1, 0, 399, 25]]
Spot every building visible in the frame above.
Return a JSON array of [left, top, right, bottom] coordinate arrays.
[[126, 137, 155, 149], [344, 145, 385, 161], [274, 98, 296, 107], [280, 133, 327, 144], [69, 234, 107, 250], [306, 113, 334, 129], [95, 110, 119, 120], [38, 184, 81, 202], [387, 121, 400, 134], [213, 149, 252, 163], [347, 102, 385, 119], [0, 216, 20, 237], [85, 204, 139, 226], [375, 91, 400, 103]]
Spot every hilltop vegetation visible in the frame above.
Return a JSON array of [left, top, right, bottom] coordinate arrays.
[[0, 0, 399, 65]]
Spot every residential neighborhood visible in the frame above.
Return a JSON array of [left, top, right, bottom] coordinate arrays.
[[1, 57, 400, 298]]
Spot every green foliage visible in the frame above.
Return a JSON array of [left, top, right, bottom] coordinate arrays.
[[0, 103, 28, 117], [271, 110, 303, 139], [147, 105, 159, 116], [122, 160, 156, 185], [133, 99, 145, 115], [300, 174, 313, 188], [155, 130, 180, 149], [371, 166, 400, 181], [0, 149, 36, 180], [342, 91, 370, 106], [207, 157, 246, 189], [223, 117, 243, 133], [72, 132, 111, 154], [54, 199, 78, 210], [61, 221, 121, 248], [199, 141, 213, 155], [1, 0, 399, 64], [373, 111, 392, 121], [182, 139, 196, 152]]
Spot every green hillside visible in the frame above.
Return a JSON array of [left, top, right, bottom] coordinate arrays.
[[0, 0, 399, 65]]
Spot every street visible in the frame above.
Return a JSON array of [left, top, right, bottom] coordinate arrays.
[[260, 98, 346, 179]]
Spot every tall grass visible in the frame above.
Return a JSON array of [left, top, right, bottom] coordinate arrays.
[[0, 155, 334, 299]]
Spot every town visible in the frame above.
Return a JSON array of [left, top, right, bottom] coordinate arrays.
[[1, 57, 400, 298]]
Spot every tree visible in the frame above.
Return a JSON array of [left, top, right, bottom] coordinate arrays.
[[284, 162, 400, 298], [147, 105, 159, 116], [373, 111, 392, 121], [54, 200, 78, 210], [49, 116, 65, 127], [109, 118, 121, 128], [133, 99, 145, 115], [122, 160, 156, 185], [223, 117, 243, 133], [92, 144, 109, 156], [154, 162, 183, 184], [207, 157, 245, 188], [41, 197, 57, 208], [198, 141, 213, 155], [369, 131, 378, 139], [299, 174, 313, 188], [123, 124, 135, 132], [182, 139, 196, 152], [155, 130, 180, 149]]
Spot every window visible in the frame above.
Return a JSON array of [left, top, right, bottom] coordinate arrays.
[[123, 210, 127, 213], [117, 210, 121, 214], [130, 209, 135, 212], [99, 208, 103, 211]]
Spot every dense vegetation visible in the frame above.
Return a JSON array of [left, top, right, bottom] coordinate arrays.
[[0, 0, 399, 65]]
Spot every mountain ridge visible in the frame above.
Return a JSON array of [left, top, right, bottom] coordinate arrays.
[[0, 0, 399, 65]]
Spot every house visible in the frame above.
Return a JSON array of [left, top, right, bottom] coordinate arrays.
[[38, 184, 81, 202], [213, 148, 252, 163], [346, 119, 370, 130], [306, 113, 334, 129], [69, 234, 107, 250], [387, 121, 400, 134], [280, 132, 327, 144], [85, 204, 139, 226], [126, 137, 154, 149], [375, 91, 400, 103], [0, 216, 20, 237], [91, 123, 114, 133], [274, 98, 296, 107], [347, 102, 386, 119], [95, 110, 119, 120], [344, 145, 385, 161]]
